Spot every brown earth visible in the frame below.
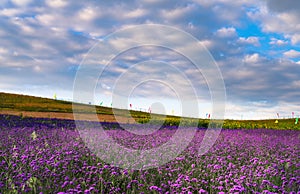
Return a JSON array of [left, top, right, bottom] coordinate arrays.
[[0, 110, 137, 123]]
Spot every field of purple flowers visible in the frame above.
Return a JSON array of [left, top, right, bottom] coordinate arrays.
[[0, 115, 299, 193]]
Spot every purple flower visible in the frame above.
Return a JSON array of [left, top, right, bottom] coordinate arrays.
[[131, 180, 138, 184], [191, 178, 198, 182], [61, 181, 69, 188], [171, 183, 181, 188], [149, 186, 162, 192], [214, 164, 221, 170], [89, 187, 95, 191], [111, 171, 118, 175]]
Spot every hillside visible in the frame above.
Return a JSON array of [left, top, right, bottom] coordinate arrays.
[[0, 92, 176, 123], [0, 92, 299, 129]]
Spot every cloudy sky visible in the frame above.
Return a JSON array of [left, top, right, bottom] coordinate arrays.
[[0, 0, 299, 120]]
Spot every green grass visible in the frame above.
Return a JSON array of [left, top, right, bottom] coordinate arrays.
[[0, 92, 168, 120], [0, 92, 299, 129], [0, 92, 74, 113], [222, 118, 300, 130]]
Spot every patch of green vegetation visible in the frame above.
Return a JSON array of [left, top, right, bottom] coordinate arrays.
[[222, 118, 299, 130]]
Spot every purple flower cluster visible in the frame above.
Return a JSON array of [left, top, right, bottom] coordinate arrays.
[[0, 115, 299, 193]]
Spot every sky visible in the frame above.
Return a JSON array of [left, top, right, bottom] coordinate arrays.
[[0, 0, 299, 120]]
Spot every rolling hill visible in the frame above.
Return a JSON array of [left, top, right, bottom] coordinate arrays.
[[0, 92, 299, 129]]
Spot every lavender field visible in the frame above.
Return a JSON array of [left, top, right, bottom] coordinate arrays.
[[0, 115, 299, 193]]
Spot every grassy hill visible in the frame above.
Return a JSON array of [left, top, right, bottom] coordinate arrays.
[[0, 92, 299, 129], [0, 92, 176, 122], [1, 92, 78, 113]]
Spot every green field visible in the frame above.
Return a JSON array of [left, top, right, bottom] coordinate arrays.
[[0, 92, 299, 130]]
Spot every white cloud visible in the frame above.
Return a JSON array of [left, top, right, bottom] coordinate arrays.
[[142, 0, 161, 3], [161, 4, 195, 20], [194, 0, 256, 8], [33, 65, 41, 72], [238, 36, 260, 46], [0, 47, 8, 54], [290, 34, 300, 45], [291, 80, 300, 89], [199, 39, 214, 49], [36, 14, 56, 26], [215, 27, 237, 38], [226, 68, 255, 80], [11, 0, 32, 6], [78, 7, 99, 21], [248, 4, 300, 46], [125, 8, 148, 18], [101, 83, 111, 90], [225, 100, 300, 120], [46, 0, 68, 8], [0, 8, 22, 17], [284, 49, 300, 58], [243, 53, 260, 63], [11, 17, 35, 33], [269, 38, 288, 46]]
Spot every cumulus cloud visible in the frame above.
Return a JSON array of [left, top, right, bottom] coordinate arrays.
[[215, 27, 237, 38], [290, 34, 300, 45], [243, 53, 260, 63], [265, 0, 300, 14], [124, 8, 148, 19], [269, 38, 288, 46], [249, 0, 300, 45], [11, 0, 33, 7], [238, 37, 260, 46], [45, 0, 68, 8], [78, 7, 99, 21], [0, 8, 22, 17], [284, 49, 300, 58]]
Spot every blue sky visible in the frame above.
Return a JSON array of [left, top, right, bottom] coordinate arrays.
[[0, 0, 299, 119]]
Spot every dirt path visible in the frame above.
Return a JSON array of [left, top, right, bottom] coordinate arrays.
[[0, 110, 137, 123]]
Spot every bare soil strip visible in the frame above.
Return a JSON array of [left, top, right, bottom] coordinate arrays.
[[0, 110, 137, 123]]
